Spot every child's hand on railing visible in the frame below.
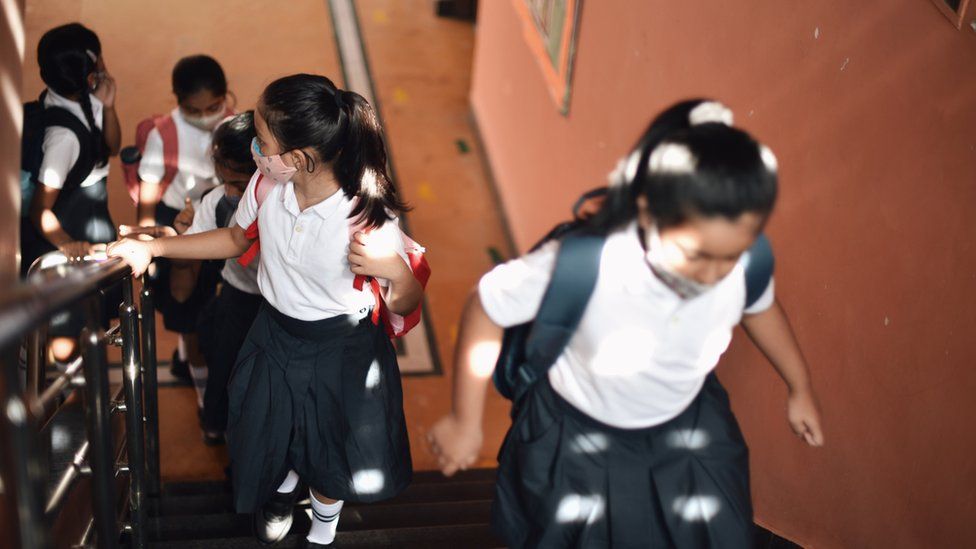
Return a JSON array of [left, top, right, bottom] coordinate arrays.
[[107, 239, 154, 277]]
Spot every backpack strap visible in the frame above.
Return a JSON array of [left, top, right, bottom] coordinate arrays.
[[238, 173, 268, 267], [515, 231, 606, 400], [744, 233, 774, 309], [155, 115, 179, 188]]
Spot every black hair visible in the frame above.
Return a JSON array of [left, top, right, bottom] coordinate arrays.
[[588, 99, 778, 233], [37, 23, 108, 167], [212, 110, 256, 175], [259, 73, 408, 227], [172, 55, 227, 103]]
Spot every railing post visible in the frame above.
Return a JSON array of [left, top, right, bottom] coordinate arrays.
[[139, 276, 161, 498], [0, 345, 48, 549], [25, 325, 47, 400], [79, 294, 118, 549], [119, 277, 146, 549]]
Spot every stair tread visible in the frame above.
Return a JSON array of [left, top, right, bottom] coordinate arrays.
[[161, 469, 496, 497], [158, 480, 496, 516], [150, 522, 501, 548], [150, 499, 494, 541]]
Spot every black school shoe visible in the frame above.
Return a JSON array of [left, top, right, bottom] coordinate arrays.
[[303, 540, 334, 548], [254, 484, 302, 545], [169, 349, 192, 385]]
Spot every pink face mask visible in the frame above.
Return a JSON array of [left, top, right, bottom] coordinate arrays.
[[251, 137, 297, 184]]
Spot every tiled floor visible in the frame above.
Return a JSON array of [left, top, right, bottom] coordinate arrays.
[[24, 0, 515, 481]]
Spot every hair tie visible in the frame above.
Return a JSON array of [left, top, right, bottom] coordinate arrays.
[[689, 101, 734, 127]]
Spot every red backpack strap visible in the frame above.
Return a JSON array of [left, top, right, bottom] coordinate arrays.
[[155, 114, 179, 189], [124, 116, 163, 204], [238, 173, 267, 267]]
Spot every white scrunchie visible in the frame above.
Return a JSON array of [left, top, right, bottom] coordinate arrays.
[[689, 101, 734, 127], [647, 142, 696, 175]]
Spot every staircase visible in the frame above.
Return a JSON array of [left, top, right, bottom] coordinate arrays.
[[147, 469, 504, 548]]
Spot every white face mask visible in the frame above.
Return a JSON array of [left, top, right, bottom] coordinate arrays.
[[183, 107, 226, 131], [644, 225, 714, 300]]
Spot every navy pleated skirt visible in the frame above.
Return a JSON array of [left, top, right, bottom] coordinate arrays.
[[492, 374, 753, 549], [226, 302, 412, 513]]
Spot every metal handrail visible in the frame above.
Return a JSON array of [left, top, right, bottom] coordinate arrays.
[[0, 257, 130, 350], [0, 251, 161, 549]]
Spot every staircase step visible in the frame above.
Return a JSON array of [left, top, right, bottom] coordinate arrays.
[[158, 480, 496, 516], [161, 469, 496, 497], [150, 522, 501, 548], [150, 499, 494, 541]]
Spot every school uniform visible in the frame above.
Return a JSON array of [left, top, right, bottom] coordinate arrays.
[[479, 221, 775, 549], [227, 172, 413, 513], [21, 90, 119, 334], [187, 185, 262, 432], [139, 107, 219, 333]]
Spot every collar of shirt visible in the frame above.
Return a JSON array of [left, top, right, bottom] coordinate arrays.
[[280, 183, 348, 220], [44, 89, 103, 129]]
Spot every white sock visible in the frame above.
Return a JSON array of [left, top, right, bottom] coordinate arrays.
[[276, 470, 300, 493], [177, 336, 188, 362], [188, 364, 208, 408], [307, 493, 343, 545]]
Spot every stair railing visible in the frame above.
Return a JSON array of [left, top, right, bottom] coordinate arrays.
[[0, 252, 161, 549]]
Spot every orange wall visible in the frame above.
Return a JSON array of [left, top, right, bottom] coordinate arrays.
[[472, 1, 976, 547]]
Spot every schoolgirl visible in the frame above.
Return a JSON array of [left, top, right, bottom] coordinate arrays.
[[180, 111, 261, 444], [110, 74, 420, 548], [20, 23, 121, 361], [136, 54, 231, 383], [428, 100, 825, 548]]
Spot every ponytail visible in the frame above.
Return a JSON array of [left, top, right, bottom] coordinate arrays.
[[77, 87, 109, 167], [334, 90, 408, 227], [260, 74, 409, 228]]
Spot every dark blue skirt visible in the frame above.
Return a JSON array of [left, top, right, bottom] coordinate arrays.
[[492, 374, 753, 549], [226, 302, 412, 513]]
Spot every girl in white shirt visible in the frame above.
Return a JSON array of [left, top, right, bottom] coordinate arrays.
[[109, 74, 422, 548], [21, 23, 121, 361], [137, 55, 231, 386], [429, 100, 825, 548]]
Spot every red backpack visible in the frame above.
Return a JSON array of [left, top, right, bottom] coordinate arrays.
[[237, 173, 431, 339], [122, 114, 179, 205], [122, 108, 235, 204]]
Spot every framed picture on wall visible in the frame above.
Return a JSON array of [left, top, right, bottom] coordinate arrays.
[[512, 0, 582, 115]]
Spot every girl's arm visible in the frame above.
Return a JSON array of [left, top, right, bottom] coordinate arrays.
[[741, 299, 825, 446], [108, 225, 251, 277], [29, 184, 91, 260], [136, 182, 162, 227], [428, 290, 503, 476], [93, 73, 121, 155]]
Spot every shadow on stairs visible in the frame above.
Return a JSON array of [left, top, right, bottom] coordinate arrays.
[[147, 469, 504, 548]]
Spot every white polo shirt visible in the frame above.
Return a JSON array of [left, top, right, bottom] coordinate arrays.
[[38, 90, 109, 190], [138, 107, 217, 210], [479, 222, 775, 429], [185, 185, 260, 295], [234, 172, 409, 321]]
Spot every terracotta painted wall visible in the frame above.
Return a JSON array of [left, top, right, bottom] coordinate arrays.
[[472, 1, 976, 547]]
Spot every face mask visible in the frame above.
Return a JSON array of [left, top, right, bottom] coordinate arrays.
[[644, 225, 713, 300], [251, 137, 297, 184], [183, 108, 226, 131]]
